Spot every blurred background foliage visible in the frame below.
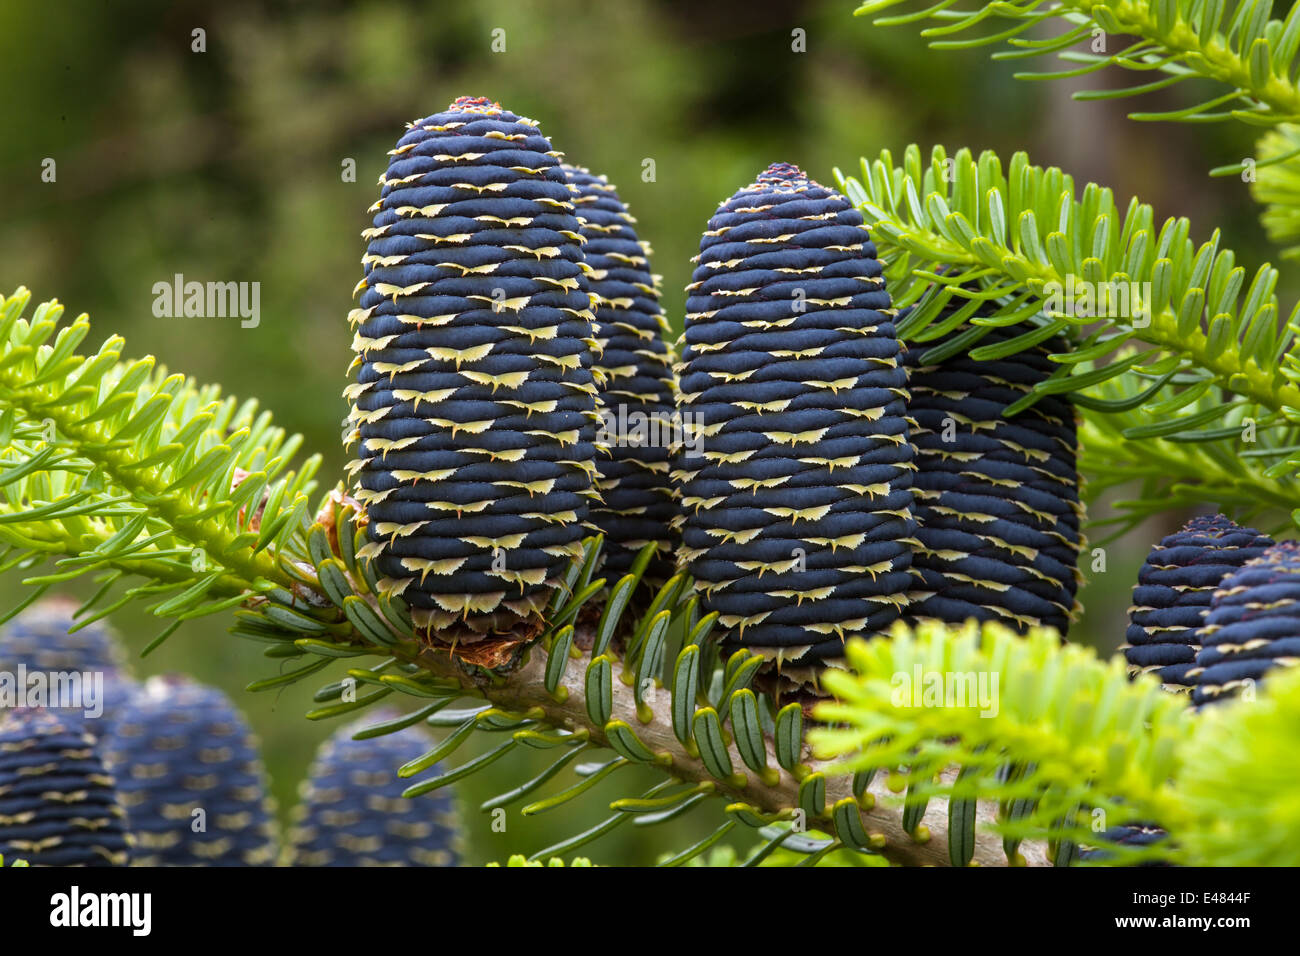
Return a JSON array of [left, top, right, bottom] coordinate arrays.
[[0, 0, 1290, 865]]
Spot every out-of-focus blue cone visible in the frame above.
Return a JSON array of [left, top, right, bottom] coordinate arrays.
[[0, 597, 136, 736], [286, 711, 459, 866], [103, 675, 278, 865], [0, 707, 131, 866]]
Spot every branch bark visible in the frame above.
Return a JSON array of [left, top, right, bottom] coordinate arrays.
[[406, 625, 1050, 867]]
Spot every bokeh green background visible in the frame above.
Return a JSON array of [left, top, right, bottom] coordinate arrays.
[[0, 0, 1287, 864]]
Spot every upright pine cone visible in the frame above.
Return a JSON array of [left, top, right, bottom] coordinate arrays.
[[103, 676, 278, 865], [562, 164, 678, 586], [0, 708, 130, 866], [345, 97, 598, 639], [1191, 540, 1300, 706], [674, 162, 915, 666], [0, 598, 136, 734], [286, 712, 459, 867], [902, 320, 1081, 634], [1124, 514, 1274, 690]]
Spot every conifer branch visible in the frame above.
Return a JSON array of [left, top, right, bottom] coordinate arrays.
[[0, 289, 1053, 865], [400, 618, 1049, 867], [836, 145, 1300, 521], [856, 0, 1300, 130]]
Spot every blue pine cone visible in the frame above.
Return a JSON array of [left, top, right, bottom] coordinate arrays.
[[902, 321, 1082, 635], [0, 598, 125, 673], [0, 598, 136, 736], [286, 711, 459, 866], [346, 96, 599, 639], [674, 162, 916, 665], [0, 708, 131, 866], [1124, 514, 1274, 690], [563, 164, 678, 586], [1191, 539, 1300, 706], [1077, 822, 1169, 866], [102, 676, 278, 865]]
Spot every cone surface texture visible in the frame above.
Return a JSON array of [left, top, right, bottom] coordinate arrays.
[[903, 320, 1081, 635], [1077, 822, 1169, 866], [287, 712, 459, 866], [563, 164, 678, 585], [674, 162, 915, 664], [103, 676, 278, 865], [346, 96, 598, 636], [0, 598, 125, 673], [0, 708, 130, 866], [0, 598, 136, 734], [1192, 539, 1300, 706], [1124, 514, 1274, 690]]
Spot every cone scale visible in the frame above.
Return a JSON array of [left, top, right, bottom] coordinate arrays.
[[345, 97, 598, 640], [1124, 514, 1273, 690], [286, 712, 459, 867], [103, 676, 278, 866], [0, 598, 126, 674], [674, 162, 916, 666], [563, 164, 678, 586], [0, 599, 136, 735], [902, 319, 1082, 635], [1077, 822, 1168, 865], [1191, 539, 1300, 705], [0, 708, 131, 866]]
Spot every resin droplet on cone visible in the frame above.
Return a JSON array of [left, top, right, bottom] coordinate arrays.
[[286, 711, 459, 866], [103, 676, 278, 865], [903, 318, 1082, 635], [0, 708, 130, 866], [562, 164, 678, 586], [674, 162, 916, 665], [345, 97, 599, 638], [1124, 514, 1273, 690], [1191, 539, 1300, 706]]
